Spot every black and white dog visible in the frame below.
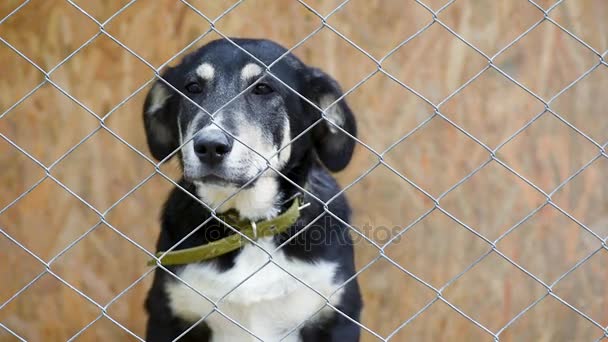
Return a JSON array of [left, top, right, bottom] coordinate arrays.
[[143, 38, 361, 342]]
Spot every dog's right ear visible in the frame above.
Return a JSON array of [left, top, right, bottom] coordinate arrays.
[[143, 68, 179, 161], [304, 68, 357, 172]]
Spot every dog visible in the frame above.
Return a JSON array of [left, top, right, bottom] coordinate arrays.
[[143, 38, 361, 342]]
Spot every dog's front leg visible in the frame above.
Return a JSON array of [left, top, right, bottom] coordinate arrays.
[[299, 304, 362, 342], [145, 270, 212, 342], [144, 271, 178, 342], [326, 285, 363, 342], [327, 316, 361, 342], [145, 311, 176, 342]]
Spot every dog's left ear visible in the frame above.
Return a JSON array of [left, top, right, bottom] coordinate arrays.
[[304, 68, 357, 172], [143, 68, 179, 161]]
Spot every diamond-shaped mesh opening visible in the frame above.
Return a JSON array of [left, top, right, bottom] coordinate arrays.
[[551, 65, 608, 145], [441, 68, 546, 148], [327, 0, 432, 59], [69, 0, 132, 23], [553, 248, 608, 327], [104, 270, 154, 339], [0, 233, 44, 304], [343, 72, 435, 152], [0, 83, 100, 165], [382, 23, 488, 104], [344, 165, 434, 246], [384, 210, 490, 289], [50, 223, 151, 305], [104, 174, 174, 251], [500, 296, 605, 341], [532, 0, 561, 10], [552, 157, 608, 238], [443, 252, 546, 332], [419, 0, 454, 12], [69, 316, 142, 342], [0, 328, 22, 342], [0, 137, 46, 210], [439, 0, 543, 56], [215, 0, 322, 49], [0, 0, 99, 70], [295, 0, 346, 18], [549, 1, 608, 53], [0, 273, 100, 341], [389, 300, 491, 341], [0, 178, 100, 260], [351, 227, 383, 270], [384, 116, 488, 197], [357, 257, 436, 338], [51, 129, 155, 212], [440, 161, 547, 241], [291, 27, 378, 93], [0, 42, 44, 114], [49, 34, 153, 115], [0, 2, 24, 19], [498, 205, 599, 284], [494, 20, 598, 99], [184, 0, 242, 21], [103, 0, 214, 68], [496, 113, 599, 192]]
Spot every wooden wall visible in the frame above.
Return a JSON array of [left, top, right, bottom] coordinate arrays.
[[1, 1, 607, 340]]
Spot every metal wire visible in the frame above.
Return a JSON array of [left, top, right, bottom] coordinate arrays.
[[1, 0, 607, 341]]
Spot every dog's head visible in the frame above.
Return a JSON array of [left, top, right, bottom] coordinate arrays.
[[143, 38, 356, 217]]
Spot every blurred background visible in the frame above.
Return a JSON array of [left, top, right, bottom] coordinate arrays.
[[1, 0, 607, 341]]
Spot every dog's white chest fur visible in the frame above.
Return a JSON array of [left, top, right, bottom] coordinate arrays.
[[165, 238, 343, 342]]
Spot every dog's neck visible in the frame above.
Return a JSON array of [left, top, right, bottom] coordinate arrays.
[[194, 176, 283, 221], [193, 158, 313, 221]]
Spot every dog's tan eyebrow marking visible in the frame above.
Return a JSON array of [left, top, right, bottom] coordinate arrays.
[[241, 63, 263, 81], [196, 63, 215, 80]]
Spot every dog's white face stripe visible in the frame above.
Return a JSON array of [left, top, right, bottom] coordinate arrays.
[[278, 117, 292, 167], [196, 63, 215, 81], [240, 63, 263, 81]]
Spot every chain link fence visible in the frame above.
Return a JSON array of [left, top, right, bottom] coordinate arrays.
[[1, 0, 607, 341]]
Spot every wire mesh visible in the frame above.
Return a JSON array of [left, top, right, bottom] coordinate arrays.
[[1, 0, 607, 341]]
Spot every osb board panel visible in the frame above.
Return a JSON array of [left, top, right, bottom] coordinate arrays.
[[1, 1, 607, 341]]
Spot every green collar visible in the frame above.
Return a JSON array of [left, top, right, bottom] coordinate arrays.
[[147, 199, 301, 266]]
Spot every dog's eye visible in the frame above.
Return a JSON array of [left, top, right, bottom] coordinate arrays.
[[252, 83, 274, 95], [185, 82, 203, 94]]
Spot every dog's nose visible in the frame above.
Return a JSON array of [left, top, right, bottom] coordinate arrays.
[[193, 129, 233, 165]]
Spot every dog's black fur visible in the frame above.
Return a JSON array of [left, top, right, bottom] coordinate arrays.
[[143, 38, 362, 342]]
